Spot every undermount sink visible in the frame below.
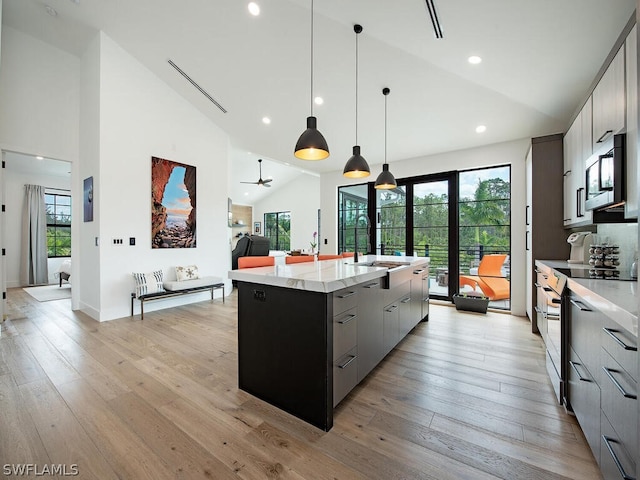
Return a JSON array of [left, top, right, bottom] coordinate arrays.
[[346, 260, 410, 269]]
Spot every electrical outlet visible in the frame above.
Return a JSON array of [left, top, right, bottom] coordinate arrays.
[[129, 237, 135, 246], [112, 238, 124, 245], [253, 289, 266, 302]]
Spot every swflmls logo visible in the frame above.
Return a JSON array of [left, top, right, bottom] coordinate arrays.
[[3, 464, 79, 476]]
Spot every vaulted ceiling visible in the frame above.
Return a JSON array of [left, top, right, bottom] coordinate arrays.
[[3, 0, 636, 202]]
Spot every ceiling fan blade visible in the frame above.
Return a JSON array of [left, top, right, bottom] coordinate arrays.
[[240, 181, 259, 184], [262, 178, 273, 184], [263, 183, 271, 188]]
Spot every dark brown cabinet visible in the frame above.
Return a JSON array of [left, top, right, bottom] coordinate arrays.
[[525, 135, 570, 332]]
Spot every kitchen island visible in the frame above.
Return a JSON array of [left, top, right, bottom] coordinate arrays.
[[228, 255, 429, 431]]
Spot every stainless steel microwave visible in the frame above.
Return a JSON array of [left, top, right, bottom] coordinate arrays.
[[585, 133, 625, 211]]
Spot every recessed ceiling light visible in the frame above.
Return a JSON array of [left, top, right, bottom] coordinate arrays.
[[262, 117, 271, 124], [468, 55, 482, 65], [475, 125, 487, 133], [36, 156, 44, 160], [248, 2, 260, 16], [244, 192, 249, 196], [314, 96, 324, 105]]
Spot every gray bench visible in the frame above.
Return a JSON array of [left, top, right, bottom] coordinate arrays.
[[131, 277, 224, 319]]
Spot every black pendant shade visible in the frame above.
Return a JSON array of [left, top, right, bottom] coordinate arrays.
[[343, 145, 370, 178], [375, 87, 397, 190], [374, 163, 397, 189], [295, 116, 330, 161], [295, 0, 329, 161], [343, 24, 370, 178]]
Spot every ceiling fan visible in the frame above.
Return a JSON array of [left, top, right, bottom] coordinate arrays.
[[241, 158, 272, 187]]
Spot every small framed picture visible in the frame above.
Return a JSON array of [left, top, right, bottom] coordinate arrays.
[[254, 222, 261, 234]]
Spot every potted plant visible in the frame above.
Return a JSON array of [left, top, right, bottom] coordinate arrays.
[[452, 292, 490, 314]]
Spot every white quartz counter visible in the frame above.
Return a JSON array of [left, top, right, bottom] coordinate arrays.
[[537, 260, 638, 336], [228, 255, 430, 293]]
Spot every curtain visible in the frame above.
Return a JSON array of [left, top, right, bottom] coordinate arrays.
[[20, 185, 49, 286]]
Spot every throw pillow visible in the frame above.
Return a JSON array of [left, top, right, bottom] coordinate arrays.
[[175, 265, 199, 281], [132, 270, 164, 297]]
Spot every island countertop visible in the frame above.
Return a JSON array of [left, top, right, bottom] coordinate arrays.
[[228, 255, 430, 293]]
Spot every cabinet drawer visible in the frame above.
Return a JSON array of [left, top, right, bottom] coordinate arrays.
[[569, 293, 602, 376], [601, 412, 636, 480], [601, 322, 637, 381], [333, 287, 358, 315], [601, 348, 637, 458], [568, 347, 600, 460], [333, 347, 358, 407], [333, 307, 357, 361]]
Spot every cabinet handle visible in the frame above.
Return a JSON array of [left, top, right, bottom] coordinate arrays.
[[401, 297, 411, 304], [577, 188, 585, 217], [603, 328, 637, 351], [337, 291, 356, 298], [525, 231, 530, 251], [602, 367, 637, 399], [363, 282, 379, 289], [385, 305, 398, 312], [534, 306, 542, 314], [525, 205, 530, 225], [569, 360, 590, 382], [563, 169, 572, 177], [546, 312, 560, 320], [413, 269, 425, 274], [534, 282, 542, 288], [337, 314, 357, 324], [596, 130, 614, 143], [602, 435, 637, 480], [570, 299, 592, 311], [337, 354, 357, 369]]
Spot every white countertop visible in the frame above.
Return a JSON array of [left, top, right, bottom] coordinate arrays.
[[228, 255, 430, 293], [537, 260, 638, 336]]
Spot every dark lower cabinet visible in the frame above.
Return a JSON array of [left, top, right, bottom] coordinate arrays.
[[601, 413, 637, 480], [357, 278, 384, 382], [568, 346, 601, 459]]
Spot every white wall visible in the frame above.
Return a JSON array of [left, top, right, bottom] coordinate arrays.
[[4, 169, 71, 287], [320, 138, 531, 316], [0, 26, 79, 162], [93, 33, 231, 321], [252, 173, 321, 253]]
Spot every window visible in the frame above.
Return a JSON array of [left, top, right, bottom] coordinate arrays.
[[45, 192, 71, 257], [264, 211, 291, 251], [338, 184, 368, 254]]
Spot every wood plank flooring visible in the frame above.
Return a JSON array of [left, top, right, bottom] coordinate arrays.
[[0, 288, 602, 479]]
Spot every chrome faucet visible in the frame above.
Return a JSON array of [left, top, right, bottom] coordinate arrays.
[[353, 213, 371, 263]]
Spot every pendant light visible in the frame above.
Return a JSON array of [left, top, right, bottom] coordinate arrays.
[[294, 0, 329, 161], [375, 87, 397, 189], [343, 24, 370, 178]]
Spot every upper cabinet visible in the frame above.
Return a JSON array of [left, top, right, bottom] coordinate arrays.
[[563, 98, 593, 227], [592, 45, 626, 154], [625, 25, 638, 219]]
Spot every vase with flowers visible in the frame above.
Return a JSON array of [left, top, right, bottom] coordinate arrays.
[[310, 231, 317, 254]]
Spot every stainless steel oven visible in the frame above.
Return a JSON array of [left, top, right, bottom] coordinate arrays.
[[535, 266, 567, 405]]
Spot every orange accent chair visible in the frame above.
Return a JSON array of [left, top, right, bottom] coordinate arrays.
[[459, 254, 510, 301], [342, 252, 355, 258], [317, 254, 342, 261], [285, 256, 315, 264], [238, 256, 275, 268]]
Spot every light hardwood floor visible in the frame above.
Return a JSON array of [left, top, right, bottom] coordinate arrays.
[[1, 288, 602, 479]]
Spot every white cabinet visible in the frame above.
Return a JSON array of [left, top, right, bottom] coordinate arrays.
[[563, 99, 593, 227], [592, 45, 626, 153], [625, 25, 638, 219]]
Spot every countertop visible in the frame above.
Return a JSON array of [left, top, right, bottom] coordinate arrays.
[[537, 260, 638, 336], [228, 255, 430, 293]]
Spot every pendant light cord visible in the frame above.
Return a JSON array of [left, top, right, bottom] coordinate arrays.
[[310, 0, 314, 116], [384, 91, 388, 165], [355, 29, 359, 145]]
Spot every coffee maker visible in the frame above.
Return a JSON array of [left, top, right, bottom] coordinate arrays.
[[567, 232, 593, 264]]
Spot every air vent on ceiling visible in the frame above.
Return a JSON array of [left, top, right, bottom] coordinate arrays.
[[167, 59, 228, 113], [424, 0, 443, 39]]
